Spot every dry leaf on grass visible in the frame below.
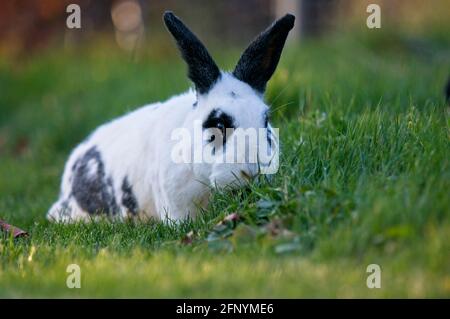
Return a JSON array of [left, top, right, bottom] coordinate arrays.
[[0, 219, 29, 238], [265, 218, 296, 238], [180, 230, 195, 245]]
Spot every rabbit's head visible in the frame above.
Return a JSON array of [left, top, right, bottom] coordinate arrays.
[[164, 12, 294, 187]]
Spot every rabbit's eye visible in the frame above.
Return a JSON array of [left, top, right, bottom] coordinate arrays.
[[203, 109, 235, 147], [207, 135, 215, 143], [203, 109, 235, 134]]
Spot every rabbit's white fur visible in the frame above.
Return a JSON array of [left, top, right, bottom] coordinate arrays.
[[47, 12, 294, 222], [48, 74, 276, 222]]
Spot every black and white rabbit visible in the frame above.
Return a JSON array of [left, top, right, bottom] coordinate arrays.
[[47, 12, 295, 222]]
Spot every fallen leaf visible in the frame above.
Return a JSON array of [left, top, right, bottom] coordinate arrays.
[[223, 212, 239, 223], [206, 212, 241, 242], [212, 212, 240, 231], [0, 219, 29, 238], [180, 230, 195, 245], [265, 217, 296, 238]]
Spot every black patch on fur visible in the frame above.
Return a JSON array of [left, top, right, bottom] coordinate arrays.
[[59, 198, 72, 218], [264, 111, 272, 148], [121, 177, 138, 215], [267, 128, 273, 149], [263, 110, 269, 128], [71, 146, 118, 215], [163, 11, 221, 95], [203, 109, 235, 138], [203, 109, 235, 151], [233, 14, 295, 93]]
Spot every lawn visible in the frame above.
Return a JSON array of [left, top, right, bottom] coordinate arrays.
[[0, 30, 449, 297]]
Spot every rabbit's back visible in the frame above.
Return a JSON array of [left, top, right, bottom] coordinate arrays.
[[47, 91, 198, 222]]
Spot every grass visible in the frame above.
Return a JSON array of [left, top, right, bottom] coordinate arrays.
[[0, 29, 449, 297]]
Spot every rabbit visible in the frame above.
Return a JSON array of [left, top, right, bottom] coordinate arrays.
[[47, 11, 295, 222]]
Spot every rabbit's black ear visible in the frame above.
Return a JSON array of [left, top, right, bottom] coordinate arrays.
[[233, 14, 295, 93], [164, 11, 221, 95]]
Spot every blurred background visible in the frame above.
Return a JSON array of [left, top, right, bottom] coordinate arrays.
[[0, 0, 448, 56], [0, 0, 448, 187], [0, 1, 449, 298]]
